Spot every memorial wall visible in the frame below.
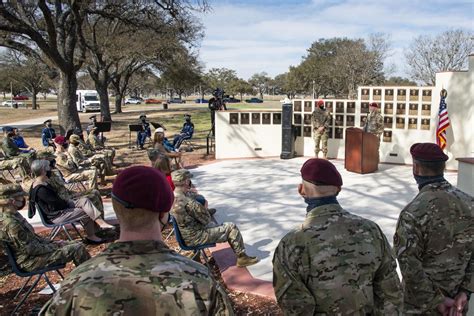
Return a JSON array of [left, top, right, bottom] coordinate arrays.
[[215, 55, 474, 170]]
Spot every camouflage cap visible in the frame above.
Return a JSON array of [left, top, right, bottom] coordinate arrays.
[[69, 134, 81, 143], [36, 150, 56, 160], [0, 183, 27, 205], [171, 169, 193, 184]]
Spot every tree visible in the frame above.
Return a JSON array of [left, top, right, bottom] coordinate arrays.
[[385, 76, 417, 86], [160, 52, 202, 99], [204, 68, 238, 92], [249, 72, 271, 99], [0, 49, 55, 109], [405, 29, 474, 85], [227, 78, 253, 101]]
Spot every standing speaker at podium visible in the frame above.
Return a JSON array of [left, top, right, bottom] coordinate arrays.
[[362, 102, 384, 163]]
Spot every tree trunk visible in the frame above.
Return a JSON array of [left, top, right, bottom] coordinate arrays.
[[240, 92, 243, 101], [114, 95, 123, 113], [57, 71, 81, 134], [260, 91, 264, 99], [95, 77, 112, 121], [31, 87, 38, 110]]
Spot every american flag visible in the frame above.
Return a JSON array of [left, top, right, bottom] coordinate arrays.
[[436, 89, 450, 149]]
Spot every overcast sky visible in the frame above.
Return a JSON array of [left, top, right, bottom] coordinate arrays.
[[197, 0, 473, 80]]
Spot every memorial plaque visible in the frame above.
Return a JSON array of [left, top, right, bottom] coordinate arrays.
[[294, 101, 302, 112], [409, 89, 419, 101], [421, 104, 431, 116], [329, 115, 334, 126], [361, 102, 369, 114], [384, 103, 393, 115], [422, 89, 432, 102], [272, 113, 281, 124], [304, 114, 312, 125], [383, 130, 392, 142], [325, 101, 333, 112], [328, 128, 333, 139], [304, 101, 312, 112], [336, 102, 344, 113], [373, 89, 382, 100], [303, 126, 312, 137], [346, 115, 355, 127], [294, 114, 302, 125], [335, 128, 344, 139], [396, 117, 405, 129], [240, 113, 249, 124], [347, 102, 355, 113], [384, 117, 393, 129], [385, 89, 394, 101], [229, 113, 239, 125], [397, 88, 407, 101], [409, 103, 418, 115], [252, 113, 261, 124], [408, 118, 418, 129], [421, 119, 430, 130], [262, 113, 271, 124], [335, 115, 344, 126], [361, 88, 369, 100], [396, 103, 406, 115], [295, 125, 302, 137]]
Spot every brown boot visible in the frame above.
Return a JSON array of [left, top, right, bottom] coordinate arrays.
[[236, 253, 259, 267]]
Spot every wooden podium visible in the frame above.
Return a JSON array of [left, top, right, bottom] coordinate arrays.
[[345, 128, 379, 174]]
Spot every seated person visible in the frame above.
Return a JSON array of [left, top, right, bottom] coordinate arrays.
[[152, 128, 182, 168], [171, 169, 258, 267], [87, 126, 116, 163], [137, 114, 151, 150], [1, 127, 34, 177], [68, 135, 113, 178], [0, 183, 90, 272], [53, 136, 100, 188], [41, 119, 56, 149], [151, 152, 175, 190], [41, 166, 232, 315], [173, 114, 194, 149], [12, 128, 35, 153], [86, 114, 97, 135], [30, 159, 113, 244]]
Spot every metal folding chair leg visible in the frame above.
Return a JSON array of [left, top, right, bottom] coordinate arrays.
[[61, 226, 74, 241], [14, 276, 33, 300], [43, 274, 57, 293], [56, 269, 64, 280], [12, 274, 42, 315], [164, 228, 175, 242], [71, 223, 83, 241]]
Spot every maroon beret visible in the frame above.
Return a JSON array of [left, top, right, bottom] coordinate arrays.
[[112, 166, 174, 213], [54, 135, 66, 145], [317, 100, 324, 106], [300, 158, 343, 187], [369, 102, 379, 108], [410, 143, 448, 162]]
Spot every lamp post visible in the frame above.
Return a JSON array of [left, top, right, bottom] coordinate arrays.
[[312, 80, 315, 99]]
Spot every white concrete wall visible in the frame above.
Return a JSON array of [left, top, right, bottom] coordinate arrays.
[[215, 111, 282, 159]]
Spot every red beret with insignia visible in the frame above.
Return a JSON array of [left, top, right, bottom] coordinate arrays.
[[410, 143, 448, 162], [317, 100, 324, 106], [301, 158, 343, 187]]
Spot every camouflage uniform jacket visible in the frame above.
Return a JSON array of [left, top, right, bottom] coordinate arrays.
[[394, 180, 473, 314], [0, 211, 56, 271], [67, 143, 88, 167], [273, 203, 402, 315], [87, 133, 104, 150], [171, 189, 212, 243], [78, 141, 95, 157], [365, 111, 384, 136], [40, 240, 233, 315], [311, 108, 330, 131], [55, 151, 79, 176], [1, 137, 20, 157]]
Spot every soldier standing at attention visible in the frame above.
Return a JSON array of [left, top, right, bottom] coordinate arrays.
[[311, 100, 330, 159], [363, 102, 384, 162], [394, 143, 473, 315], [0, 183, 90, 273], [273, 158, 402, 315], [41, 166, 233, 315]]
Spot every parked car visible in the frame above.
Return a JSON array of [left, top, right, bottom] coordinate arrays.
[[145, 98, 162, 104], [168, 98, 185, 104], [12, 95, 29, 101], [125, 98, 142, 104], [224, 97, 241, 103], [2, 100, 24, 107], [194, 98, 209, 104], [245, 97, 263, 103]]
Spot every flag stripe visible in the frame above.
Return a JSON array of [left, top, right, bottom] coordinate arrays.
[[436, 93, 450, 149]]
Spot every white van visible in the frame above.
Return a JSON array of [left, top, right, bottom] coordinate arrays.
[[76, 90, 100, 113]]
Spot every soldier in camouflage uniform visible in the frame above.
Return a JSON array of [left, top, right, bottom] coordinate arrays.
[[394, 143, 473, 315], [273, 158, 402, 315], [52, 136, 99, 188], [73, 134, 114, 175], [171, 169, 258, 267], [1, 127, 34, 177], [87, 126, 116, 163], [0, 183, 90, 274], [311, 100, 331, 158], [41, 166, 233, 315], [68, 134, 111, 179], [363, 102, 384, 162]]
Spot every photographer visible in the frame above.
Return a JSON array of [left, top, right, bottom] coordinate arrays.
[[208, 87, 227, 136]]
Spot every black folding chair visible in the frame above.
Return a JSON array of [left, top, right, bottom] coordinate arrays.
[[1, 242, 64, 315], [35, 203, 84, 241]]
